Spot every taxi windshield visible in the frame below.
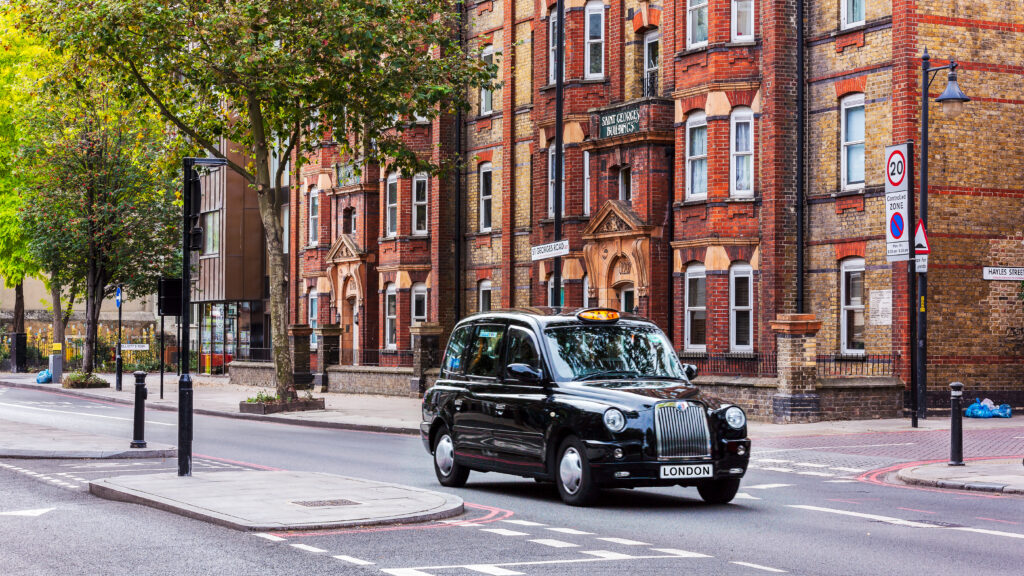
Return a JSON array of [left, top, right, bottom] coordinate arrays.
[[543, 324, 685, 382]]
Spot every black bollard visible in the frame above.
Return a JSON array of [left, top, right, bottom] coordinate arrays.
[[949, 381, 964, 466], [130, 371, 148, 448]]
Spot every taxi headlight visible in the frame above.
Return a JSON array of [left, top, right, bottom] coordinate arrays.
[[603, 408, 627, 433], [724, 406, 746, 430]]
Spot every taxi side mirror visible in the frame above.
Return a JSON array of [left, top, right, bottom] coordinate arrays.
[[507, 363, 543, 383], [684, 364, 698, 380]]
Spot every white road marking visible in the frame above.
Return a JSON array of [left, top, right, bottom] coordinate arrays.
[[745, 483, 792, 490], [480, 528, 529, 537], [731, 561, 787, 572], [581, 550, 635, 560], [788, 505, 937, 528], [825, 480, 858, 483], [793, 462, 829, 468], [290, 544, 326, 553], [381, 569, 435, 576], [0, 507, 55, 517], [758, 467, 795, 473], [0, 402, 173, 425], [734, 492, 761, 500], [831, 466, 866, 473], [465, 566, 524, 576], [254, 533, 287, 542], [546, 527, 594, 535], [952, 527, 1024, 540], [501, 519, 546, 526], [333, 555, 374, 565], [753, 458, 791, 463], [651, 548, 712, 558], [529, 539, 578, 548], [387, 551, 717, 572], [756, 442, 915, 453], [596, 537, 650, 546], [796, 471, 834, 477]]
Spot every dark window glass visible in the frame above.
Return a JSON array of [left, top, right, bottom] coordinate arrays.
[[507, 328, 540, 370], [442, 326, 473, 376], [544, 325, 684, 381], [464, 325, 506, 378]]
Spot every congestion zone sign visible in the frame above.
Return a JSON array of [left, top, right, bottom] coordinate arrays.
[[884, 144, 911, 262]]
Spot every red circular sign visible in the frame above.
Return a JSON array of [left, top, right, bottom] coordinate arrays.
[[887, 149, 906, 188]]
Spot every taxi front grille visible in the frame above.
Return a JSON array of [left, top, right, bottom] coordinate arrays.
[[655, 402, 711, 459]]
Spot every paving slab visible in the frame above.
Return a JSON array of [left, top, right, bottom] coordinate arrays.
[[897, 457, 1024, 495], [0, 419, 176, 459], [89, 470, 464, 531]]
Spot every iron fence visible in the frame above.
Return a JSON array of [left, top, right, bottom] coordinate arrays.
[[816, 353, 898, 377], [677, 352, 778, 377]]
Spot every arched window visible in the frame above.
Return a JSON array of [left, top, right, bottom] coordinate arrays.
[[685, 264, 707, 351], [411, 283, 428, 323], [385, 173, 398, 237], [686, 112, 708, 200], [481, 45, 495, 114], [384, 283, 397, 349], [584, 1, 605, 79], [730, 107, 754, 197], [840, 258, 866, 354], [841, 94, 865, 191], [730, 263, 754, 352], [478, 280, 492, 312]]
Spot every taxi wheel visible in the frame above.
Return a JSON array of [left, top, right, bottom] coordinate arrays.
[[433, 427, 470, 487], [555, 436, 599, 506], [696, 478, 741, 504]]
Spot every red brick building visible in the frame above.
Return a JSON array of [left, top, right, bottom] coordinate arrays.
[[286, 0, 1023, 419]]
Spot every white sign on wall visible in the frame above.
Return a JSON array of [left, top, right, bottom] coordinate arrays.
[[983, 267, 1024, 281], [869, 290, 893, 326], [531, 240, 570, 261]]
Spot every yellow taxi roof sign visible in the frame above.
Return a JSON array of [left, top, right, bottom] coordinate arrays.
[[578, 309, 620, 322]]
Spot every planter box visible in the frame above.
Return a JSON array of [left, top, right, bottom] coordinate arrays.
[[63, 377, 111, 389], [238, 398, 326, 415]]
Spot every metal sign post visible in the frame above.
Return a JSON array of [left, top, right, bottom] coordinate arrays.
[[115, 284, 123, 392], [886, 143, 918, 428]]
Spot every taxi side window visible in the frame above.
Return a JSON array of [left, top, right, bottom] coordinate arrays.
[[463, 325, 506, 379], [507, 327, 540, 370], [442, 326, 473, 377]]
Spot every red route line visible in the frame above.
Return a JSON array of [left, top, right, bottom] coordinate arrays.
[[269, 502, 515, 538], [857, 455, 1024, 499]]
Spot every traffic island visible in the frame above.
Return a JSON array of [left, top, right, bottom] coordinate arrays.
[[0, 419, 175, 459], [89, 470, 464, 531]]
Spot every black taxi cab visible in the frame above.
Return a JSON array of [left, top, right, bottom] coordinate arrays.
[[420, 308, 750, 506]]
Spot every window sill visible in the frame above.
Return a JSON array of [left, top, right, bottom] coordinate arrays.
[[833, 353, 867, 361], [724, 196, 756, 203], [473, 111, 496, 121], [677, 198, 707, 207], [838, 22, 868, 36], [726, 40, 757, 48], [677, 45, 709, 58], [677, 351, 707, 359], [833, 187, 865, 198], [724, 352, 757, 359]]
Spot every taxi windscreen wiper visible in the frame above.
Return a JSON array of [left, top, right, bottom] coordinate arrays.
[[574, 369, 642, 381]]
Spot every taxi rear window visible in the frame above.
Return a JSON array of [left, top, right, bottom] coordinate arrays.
[[441, 326, 473, 376]]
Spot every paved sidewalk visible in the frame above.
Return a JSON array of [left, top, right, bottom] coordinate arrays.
[[897, 457, 1024, 495], [90, 471, 463, 531]]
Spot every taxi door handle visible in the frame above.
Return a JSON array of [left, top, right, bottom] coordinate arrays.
[[454, 399, 463, 410], [495, 403, 507, 415]]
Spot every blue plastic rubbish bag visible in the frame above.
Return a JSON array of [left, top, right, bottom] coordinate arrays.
[[965, 398, 1013, 418], [35, 369, 52, 384]]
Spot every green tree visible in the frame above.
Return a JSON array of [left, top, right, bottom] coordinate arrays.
[[24, 0, 494, 398], [18, 75, 184, 374]]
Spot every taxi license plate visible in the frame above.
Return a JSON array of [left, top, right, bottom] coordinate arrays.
[[660, 464, 713, 479]]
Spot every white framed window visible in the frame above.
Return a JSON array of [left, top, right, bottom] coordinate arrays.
[[840, 258, 866, 355], [308, 187, 319, 245], [479, 163, 493, 232], [619, 166, 632, 203], [412, 283, 427, 323], [386, 173, 398, 237], [412, 173, 429, 236], [547, 146, 565, 218], [582, 274, 592, 308], [308, 289, 319, 350], [584, 1, 604, 79], [730, 107, 754, 197], [202, 211, 220, 255], [686, 112, 708, 200], [732, 0, 754, 42], [548, 9, 561, 85], [730, 263, 753, 352], [583, 151, 591, 216], [384, 283, 397, 349], [281, 205, 289, 254], [644, 31, 660, 97], [685, 264, 707, 351], [478, 280, 492, 312], [841, 0, 865, 30], [841, 94, 865, 191], [619, 283, 635, 313], [688, 0, 709, 49], [480, 45, 495, 115], [545, 274, 564, 307]]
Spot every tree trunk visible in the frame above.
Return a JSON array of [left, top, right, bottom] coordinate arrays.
[[82, 261, 104, 375], [13, 281, 25, 334]]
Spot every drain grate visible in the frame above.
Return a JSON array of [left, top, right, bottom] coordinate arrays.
[[292, 499, 359, 508]]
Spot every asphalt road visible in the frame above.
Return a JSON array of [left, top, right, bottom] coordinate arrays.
[[1, 385, 1022, 576]]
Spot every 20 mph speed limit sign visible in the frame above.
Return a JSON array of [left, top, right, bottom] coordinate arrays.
[[884, 144, 912, 262]]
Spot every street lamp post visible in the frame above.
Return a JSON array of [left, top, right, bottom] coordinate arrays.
[[917, 49, 970, 420]]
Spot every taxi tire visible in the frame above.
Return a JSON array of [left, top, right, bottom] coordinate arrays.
[[696, 478, 741, 504], [433, 427, 470, 488], [555, 436, 599, 507]]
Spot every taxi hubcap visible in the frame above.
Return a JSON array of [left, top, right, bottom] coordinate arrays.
[[559, 447, 583, 495], [435, 435, 455, 476]]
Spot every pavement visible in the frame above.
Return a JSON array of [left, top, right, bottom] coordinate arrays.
[[1, 371, 1021, 532]]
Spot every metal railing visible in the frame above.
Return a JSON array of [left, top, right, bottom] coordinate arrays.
[[677, 352, 778, 377], [816, 353, 899, 377], [236, 348, 273, 363], [643, 71, 659, 98]]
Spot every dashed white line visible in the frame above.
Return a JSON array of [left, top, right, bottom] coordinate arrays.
[[788, 505, 937, 528], [501, 519, 546, 526], [758, 467, 795, 473], [582, 550, 635, 560], [333, 555, 374, 565], [596, 537, 650, 546], [529, 539, 578, 548], [290, 544, 327, 553], [731, 561, 787, 572], [793, 462, 829, 468], [831, 466, 867, 473], [952, 527, 1024, 540], [545, 527, 594, 535], [753, 458, 791, 463], [479, 528, 529, 537], [734, 492, 761, 500], [796, 471, 834, 477], [745, 483, 792, 490], [651, 548, 712, 558], [254, 533, 287, 542], [381, 569, 434, 576], [465, 566, 524, 576]]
